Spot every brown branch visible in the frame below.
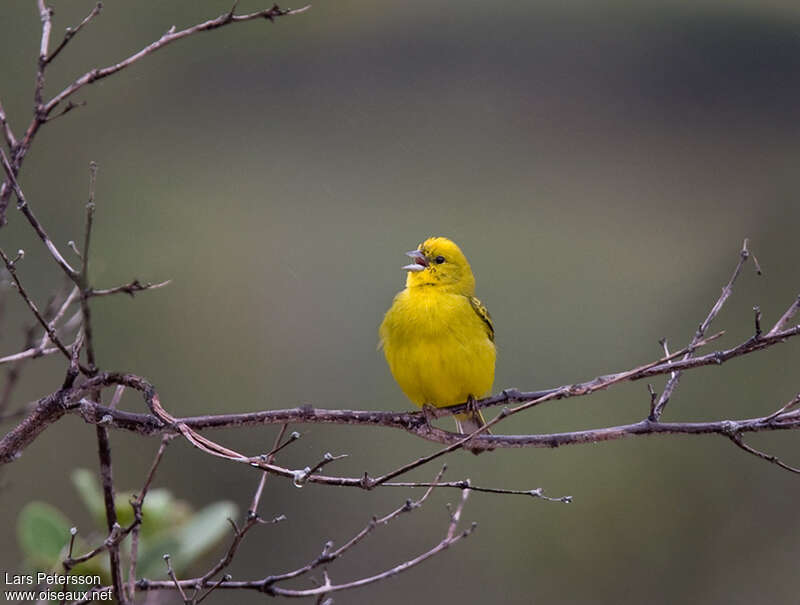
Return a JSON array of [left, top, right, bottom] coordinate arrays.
[[45, 2, 103, 65], [0, 99, 16, 152], [764, 393, 800, 422], [79, 162, 98, 372], [768, 294, 800, 337], [63, 523, 122, 571], [135, 476, 476, 599], [127, 435, 171, 601], [164, 554, 189, 603], [43, 4, 310, 117], [192, 426, 290, 592], [0, 248, 77, 364], [0, 344, 62, 365], [652, 238, 754, 420], [727, 431, 800, 474], [260, 467, 449, 589], [0, 3, 307, 226], [1, 307, 797, 463], [0, 149, 79, 278], [0, 326, 38, 415], [34, 0, 54, 110], [88, 278, 171, 298], [95, 424, 126, 604]]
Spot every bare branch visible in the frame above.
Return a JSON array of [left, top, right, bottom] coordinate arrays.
[[0, 99, 17, 151], [0, 149, 79, 277], [728, 431, 800, 475], [38, 286, 80, 350], [95, 424, 126, 604], [128, 436, 171, 600], [0, 248, 77, 364], [260, 467, 449, 588], [88, 279, 171, 298], [134, 478, 477, 599], [163, 554, 189, 603], [43, 4, 310, 116], [652, 238, 754, 420], [249, 424, 290, 515], [764, 393, 800, 423], [0, 344, 61, 365], [768, 294, 800, 337], [79, 162, 99, 371], [46, 2, 104, 65], [34, 0, 54, 109]]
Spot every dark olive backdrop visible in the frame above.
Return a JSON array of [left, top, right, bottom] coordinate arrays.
[[2, 1, 800, 603]]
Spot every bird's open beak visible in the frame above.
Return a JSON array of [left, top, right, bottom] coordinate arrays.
[[402, 249, 428, 272]]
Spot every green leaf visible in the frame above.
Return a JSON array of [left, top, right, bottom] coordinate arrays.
[[139, 489, 186, 537], [170, 501, 238, 574], [17, 502, 72, 569]]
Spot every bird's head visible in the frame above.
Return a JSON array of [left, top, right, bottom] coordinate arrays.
[[402, 236, 476, 294]]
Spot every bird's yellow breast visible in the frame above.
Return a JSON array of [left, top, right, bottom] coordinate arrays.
[[379, 287, 496, 407]]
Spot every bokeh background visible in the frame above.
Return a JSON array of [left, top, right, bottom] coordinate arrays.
[[2, 0, 800, 603]]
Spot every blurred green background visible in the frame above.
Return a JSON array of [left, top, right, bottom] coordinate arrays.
[[2, 0, 800, 603]]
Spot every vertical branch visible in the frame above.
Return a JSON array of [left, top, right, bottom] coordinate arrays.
[[0, 99, 17, 152], [73, 162, 125, 603], [79, 162, 98, 370], [35, 0, 54, 111], [127, 435, 171, 600], [95, 425, 125, 603]]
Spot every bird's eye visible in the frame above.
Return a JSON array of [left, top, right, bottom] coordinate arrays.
[[434, 256, 445, 264]]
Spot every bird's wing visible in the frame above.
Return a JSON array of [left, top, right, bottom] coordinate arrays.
[[468, 295, 495, 342]]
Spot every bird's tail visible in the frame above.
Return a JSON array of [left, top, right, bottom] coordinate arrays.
[[454, 410, 491, 454]]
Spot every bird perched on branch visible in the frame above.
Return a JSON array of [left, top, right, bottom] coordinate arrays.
[[379, 237, 496, 448]]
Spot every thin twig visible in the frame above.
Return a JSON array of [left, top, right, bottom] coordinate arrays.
[[80, 162, 98, 371], [249, 424, 289, 515], [767, 295, 800, 337], [34, 0, 54, 110], [38, 286, 80, 350], [46, 2, 104, 65], [43, 5, 310, 116], [0, 99, 17, 151], [127, 435, 171, 600], [0, 248, 76, 363], [135, 474, 476, 599], [0, 344, 61, 365], [763, 393, 800, 423], [0, 149, 79, 278], [192, 425, 290, 591], [727, 431, 800, 474], [269, 466, 450, 587], [651, 239, 754, 420], [164, 554, 189, 603], [89, 279, 171, 297]]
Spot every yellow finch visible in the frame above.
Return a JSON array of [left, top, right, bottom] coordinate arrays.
[[379, 236, 495, 437]]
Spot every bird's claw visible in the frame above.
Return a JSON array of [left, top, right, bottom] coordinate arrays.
[[421, 403, 437, 428]]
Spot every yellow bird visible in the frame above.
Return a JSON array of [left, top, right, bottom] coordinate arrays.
[[379, 236, 496, 437]]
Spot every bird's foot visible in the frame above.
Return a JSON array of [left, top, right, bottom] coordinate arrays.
[[421, 403, 438, 428], [465, 394, 480, 418]]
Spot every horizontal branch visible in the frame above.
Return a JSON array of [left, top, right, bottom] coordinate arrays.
[[88, 279, 171, 297], [73, 395, 800, 448], [2, 313, 799, 464]]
